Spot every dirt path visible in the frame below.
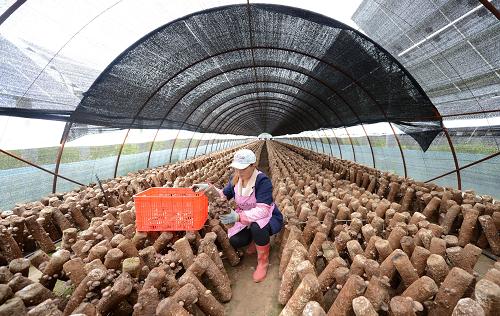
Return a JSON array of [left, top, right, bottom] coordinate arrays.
[[258, 141, 270, 176], [223, 241, 282, 316], [223, 141, 283, 315]]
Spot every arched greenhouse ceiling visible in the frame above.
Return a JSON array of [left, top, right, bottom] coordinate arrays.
[[0, 0, 499, 151]]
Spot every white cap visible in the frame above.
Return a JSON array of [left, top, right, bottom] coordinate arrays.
[[230, 149, 256, 169]]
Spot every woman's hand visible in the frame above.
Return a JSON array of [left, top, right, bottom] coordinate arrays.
[[191, 183, 210, 192], [220, 209, 239, 224]]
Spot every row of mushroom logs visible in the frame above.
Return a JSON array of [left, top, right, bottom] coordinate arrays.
[[266, 140, 499, 316], [0, 142, 266, 315], [1, 137, 498, 315], [0, 138, 262, 260]]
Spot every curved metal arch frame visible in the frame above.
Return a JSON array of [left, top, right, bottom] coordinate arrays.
[[53, 122, 72, 193], [307, 136, 317, 151], [201, 96, 365, 156], [211, 98, 316, 133], [343, 127, 357, 162], [210, 99, 316, 132], [190, 66, 364, 135], [315, 131, 326, 154], [150, 46, 425, 122], [330, 128, 343, 159], [308, 134, 320, 152], [182, 74, 342, 123], [24, 3, 472, 195], [184, 131, 198, 161], [60, 5, 448, 186], [204, 136, 214, 155], [207, 90, 332, 128], [112, 44, 413, 143], [303, 137, 311, 150], [224, 108, 309, 134], [197, 86, 330, 128], [219, 107, 312, 132], [115, 41, 415, 174], [137, 59, 345, 169], [295, 137, 302, 149], [167, 129, 183, 165], [185, 104, 305, 161], [172, 66, 337, 115], [299, 137, 309, 150], [143, 57, 379, 162], [114, 129, 130, 178], [131, 46, 394, 171], [441, 122, 462, 190], [69, 3, 437, 135], [319, 130, 334, 156], [146, 128, 160, 168], [296, 137, 305, 149], [296, 137, 304, 148], [299, 137, 310, 150], [208, 99, 319, 130], [210, 139, 217, 153], [312, 135, 320, 152], [226, 111, 306, 136], [193, 133, 208, 158], [304, 137, 314, 151], [323, 128, 343, 159]]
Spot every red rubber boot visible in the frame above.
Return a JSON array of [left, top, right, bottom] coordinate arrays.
[[253, 243, 270, 282]]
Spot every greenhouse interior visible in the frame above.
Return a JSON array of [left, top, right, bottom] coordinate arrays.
[[0, 0, 499, 315]]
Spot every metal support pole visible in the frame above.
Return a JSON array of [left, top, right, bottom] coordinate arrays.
[[344, 127, 357, 162], [320, 129, 334, 157], [146, 129, 160, 168], [310, 136, 319, 152], [478, 0, 500, 19], [316, 130, 326, 154], [306, 137, 313, 151], [209, 136, 217, 153], [114, 129, 130, 178], [0, 0, 27, 26], [168, 129, 182, 164], [1, 148, 84, 186], [331, 128, 343, 159], [388, 123, 408, 178], [425, 151, 499, 184], [184, 132, 197, 161], [53, 122, 72, 193], [441, 122, 462, 190], [194, 132, 206, 158], [361, 124, 376, 168], [301, 137, 310, 150]]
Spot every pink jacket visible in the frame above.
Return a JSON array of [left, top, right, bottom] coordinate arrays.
[[217, 170, 274, 238]]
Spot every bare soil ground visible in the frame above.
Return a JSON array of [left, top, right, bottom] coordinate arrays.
[[223, 142, 283, 315], [223, 240, 282, 316]]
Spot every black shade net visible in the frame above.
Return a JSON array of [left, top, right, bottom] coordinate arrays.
[[4, 4, 444, 150]]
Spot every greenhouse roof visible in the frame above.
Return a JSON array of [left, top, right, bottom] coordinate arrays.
[[0, 0, 498, 152]]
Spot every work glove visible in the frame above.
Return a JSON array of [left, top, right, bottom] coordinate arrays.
[[191, 183, 210, 192], [220, 209, 239, 224]]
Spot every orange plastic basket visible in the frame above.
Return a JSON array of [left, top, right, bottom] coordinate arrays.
[[133, 187, 208, 231]]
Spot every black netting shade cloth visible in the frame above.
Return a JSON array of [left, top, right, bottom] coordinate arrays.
[[72, 4, 440, 149]]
